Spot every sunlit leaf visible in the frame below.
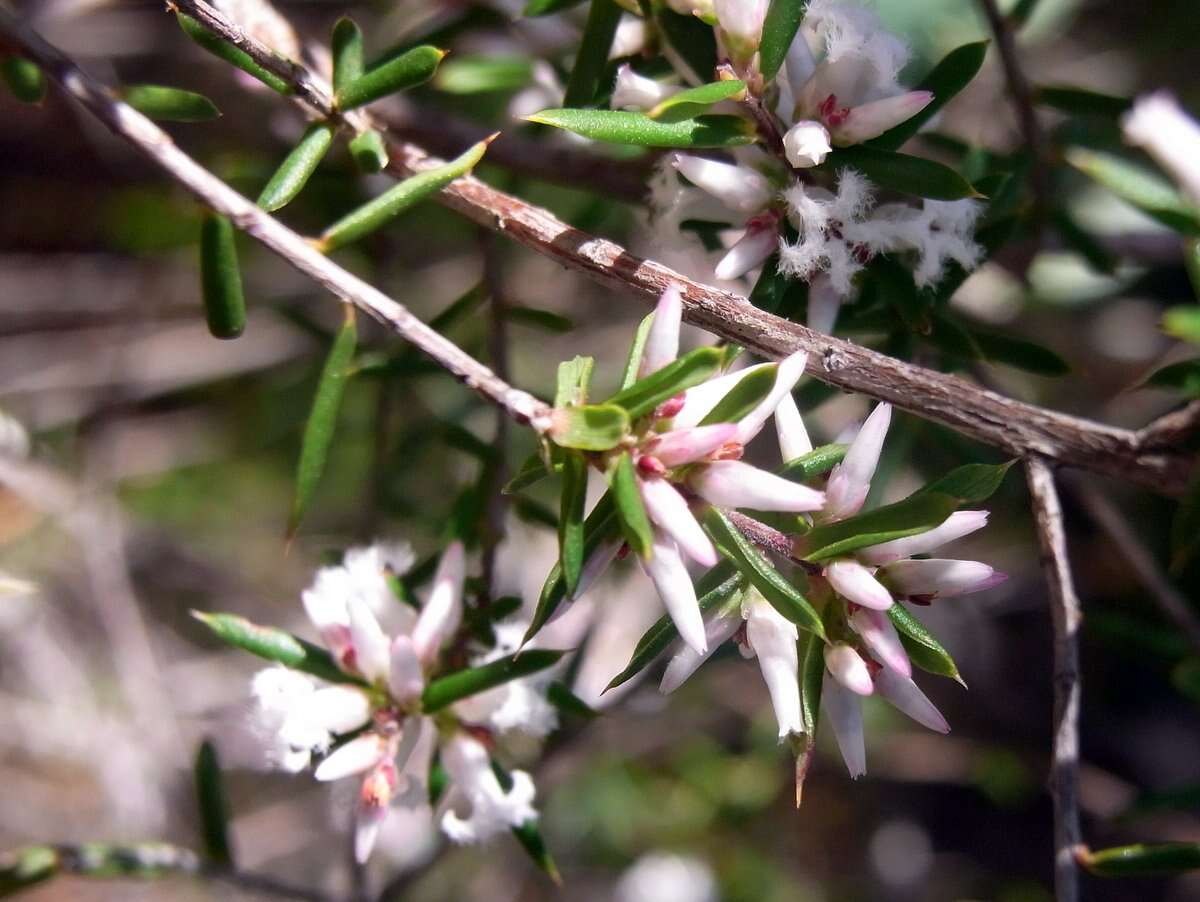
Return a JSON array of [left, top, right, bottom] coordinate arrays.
[[191, 611, 357, 684], [610, 451, 654, 558], [257, 122, 336, 212], [335, 45, 445, 110], [199, 213, 246, 340], [558, 451, 588, 595], [527, 109, 756, 148], [648, 79, 746, 122], [699, 365, 778, 425], [798, 492, 959, 561], [177, 12, 292, 94], [758, 0, 809, 80], [888, 603, 964, 683], [606, 346, 724, 418], [120, 84, 221, 122], [1066, 148, 1200, 234], [349, 129, 389, 173], [421, 650, 565, 712], [548, 404, 630, 450], [1076, 842, 1200, 876]]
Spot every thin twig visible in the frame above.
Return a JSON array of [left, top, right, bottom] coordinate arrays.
[[1025, 457, 1083, 902], [0, 7, 551, 434]]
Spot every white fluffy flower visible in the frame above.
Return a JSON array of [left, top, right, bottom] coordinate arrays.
[[439, 733, 538, 843]]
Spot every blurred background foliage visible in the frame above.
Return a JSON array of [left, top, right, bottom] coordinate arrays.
[[2, 0, 1200, 900]]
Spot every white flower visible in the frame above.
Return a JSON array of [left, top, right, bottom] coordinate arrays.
[[617, 852, 719, 902], [689, 460, 825, 511], [439, 732, 537, 843], [783, 120, 833, 168], [673, 154, 773, 214], [714, 0, 769, 65], [250, 667, 371, 773], [857, 510, 989, 564], [822, 402, 891, 521], [879, 558, 1004, 599], [822, 675, 866, 777], [774, 390, 813, 462], [825, 642, 874, 695], [412, 541, 465, 666], [1123, 91, 1200, 204], [849, 607, 909, 676], [610, 15, 650, 60], [612, 64, 679, 111]]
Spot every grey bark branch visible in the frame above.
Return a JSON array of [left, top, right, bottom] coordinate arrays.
[[1026, 457, 1083, 902]]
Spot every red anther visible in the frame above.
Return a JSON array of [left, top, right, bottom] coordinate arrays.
[[616, 542, 632, 561], [746, 209, 781, 230], [712, 442, 744, 461], [656, 393, 686, 419], [864, 657, 883, 677], [846, 601, 861, 615], [852, 243, 872, 264], [907, 594, 935, 606], [361, 759, 398, 807], [637, 454, 667, 477], [463, 724, 496, 747], [733, 621, 749, 648]]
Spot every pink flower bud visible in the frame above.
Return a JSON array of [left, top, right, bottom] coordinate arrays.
[[823, 403, 891, 521], [734, 351, 808, 445], [347, 597, 391, 683], [880, 559, 1003, 599], [672, 153, 773, 214], [875, 668, 950, 734], [314, 733, 386, 782], [825, 643, 874, 695], [774, 391, 813, 463], [783, 120, 832, 168], [648, 423, 739, 467], [689, 459, 825, 512], [824, 559, 893, 611], [715, 223, 778, 281], [641, 285, 683, 377], [638, 477, 719, 567], [641, 535, 707, 656], [832, 91, 934, 145], [660, 609, 742, 694], [850, 608, 911, 678], [412, 541, 465, 667], [857, 511, 989, 564]]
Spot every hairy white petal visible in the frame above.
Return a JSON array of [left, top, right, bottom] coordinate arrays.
[[439, 733, 537, 844], [310, 686, 373, 735], [822, 677, 866, 778], [641, 536, 707, 655], [857, 510, 989, 564], [690, 460, 825, 512], [641, 285, 683, 376], [412, 541, 465, 666], [639, 478, 718, 567], [660, 609, 743, 693], [875, 667, 950, 733], [849, 608, 910, 677], [824, 559, 893, 611], [824, 643, 874, 695]]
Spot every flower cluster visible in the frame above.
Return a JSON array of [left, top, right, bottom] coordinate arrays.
[[628, 0, 984, 333]]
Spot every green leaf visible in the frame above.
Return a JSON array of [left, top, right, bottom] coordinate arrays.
[[546, 681, 597, 719], [349, 129, 389, 173], [176, 12, 293, 95], [649, 79, 747, 122], [870, 41, 989, 151], [548, 404, 630, 450], [199, 214, 246, 340], [704, 508, 825, 637], [1171, 471, 1200, 575], [1066, 148, 1200, 235], [192, 611, 357, 684], [558, 452, 588, 595], [505, 450, 558, 494], [799, 629, 824, 736], [421, 650, 566, 712], [335, 45, 445, 110], [319, 138, 490, 250], [699, 365, 778, 425], [119, 84, 220, 122], [758, 0, 809, 80], [610, 451, 654, 558], [512, 819, 562, 884], [607, 568, 746, 691], [436, 56, 533, 94], [871, 254, 932, 333], [779, 443, 848, 481], [1164, 306, 1200, 344], [1185, 236, 1200, 301], [970, 329, 1070, 375], [562, 0, 623, 107], [0, 844, 57, 894], [606, 346, 724, 418], [506, 306, 573, 332], [194, 740, 233, 866], [1076, 842, 1200, 876], [1051, 209, 1117, 274], [888, 603, 964, 683], [331, 17, 364, 92], [289, 306, 357, 536], [526, 494, 620, 640], [1037, 84, 1131, 118], [918, 461, 1014, 503], [555, 355, 595, 408], [799, 492, 959, 561], [524, 0, 587, 15], [527, 109, 756, 148], [823, 146, 979, 200], [257, 122, 336, 212], [1009, 0, 1043, 27], [654, 7, 717, 84], [1, 56, 46, 104], [621, 313, 655, 390], [1145, 359, 1200, 397]]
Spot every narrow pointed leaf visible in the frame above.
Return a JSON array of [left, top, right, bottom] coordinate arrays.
[[546, 681, 597, 719], [506, 307, 573, 332], [320, 139, 490, 250], [823, 146, 979, 200], [1145, 359, 1200, 397], [887, 603, 963, 683], [779, 443, 847, 482], [870, 42, 989, 151], [191, 611, 358, 684], [704, 508, 825, 637], [620, 313, 655, 390], [917, 461, 1014, 503], [549, 404, 630, 450], [2, 56, 46, 103], [335, 45, 445, 110], [199, 214, 246, 339], [558, 451, 588, 595], [1037, 85, 1131, 118], [562, 0, 622, 107], [654, 7, 717, 85], [527, 109, 756, 148], [799, 492, 959, 561], [505, 450, 560, 494], [349, 129, 389, 173], [194, 740, 233, 866], [606, 346, 724, 418], [177, 13, 292, 94], [610, 451, 654, 558], [331, 17, 364, 91], [699, 364, 778, 425], [289, 306, 357, 536], [969, 328, 1070, 375], [1164, 307, 1200, 344], [1076, 842, 1200, 876], [555, 355, 595, 408], [436, 56, 534, 94], [257, 122, 336, 212], [1066, 148, 1200, 235], [512, 819, 562, 884], [649, 79, 747, 122], [119, 85, 220, 122], [421, 650, 565, 712], [759, 0, 809, 80], [799, 629, 825, 736]]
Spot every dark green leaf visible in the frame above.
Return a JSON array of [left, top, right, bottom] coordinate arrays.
[[548, 403, 630, 450], [546, 680, 597, 718], [289, 306, 357, 536], [823, 146, 980, 200], [870, 41, 989, 151], [177, 12, 292, 95], [1, 56, 46, 104], [421, 650, 565, 712], [505, 450, 557, 494], [918, 461, 1014, 503], [257, 122, 336, 212], [1066, 148, 1200, 234], [654, 7, 717, 84], [120, 84, 220, 122], [194, 740, 233, 866], [1144, 359, 1200, 397], [649, 79, 747, 122], [349, 129, 389, 173], [699, 365, 778, 425], [331, 17, 364, 92], [610, 451, 654, 558], [1172, 658, 1200, 704], [606, 346, 724, 418], [319, 139, 490, 250], [192, 611, 358, 684], [558, 451, 588, 595], [512, 819, 561, 884], [779, 443, 848, 481], [704, 508, 825, 637], [563, 0, 623, 107], [1171, 471, 1200, 575], [799, 492, 959, 561], [621, 313, 655, 390], [527, 109, 756, 148], [759, 0, 809, 80], [199, 214, 246, 340], [888, 603, 964, 683], [1076, 842, 1200, 876], [505, 306, 573, 333], [1037, 85, 1131, 118], [335, 45, 445, 110], [799, 629, 825, 737], [970, 329, 1070, 375]]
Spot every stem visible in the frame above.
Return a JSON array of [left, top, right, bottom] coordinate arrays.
[[1025, 457, 1083, 902]]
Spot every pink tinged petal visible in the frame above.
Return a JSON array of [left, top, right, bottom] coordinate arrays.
[[824, 560, 893, 611], [641, 536, 707, 656], [690, 460, 825, 512], [875, 667, 950, 734], [354, 800, 387, 864], [744, 595, 803, 737], [673, 364, 772, 428], [832, 91, 934, 145], [660, 609, 742, 694], [714, 225, 777, 281], [640, 285, 683, 377], [714, 0, 768, 47], [880, 559, 998, 599], [783, 120, 832, 168], [734, 350, 808, 445], [672, 153, 773, 214], [314, 734, 385, 782], [822, 677, 866, 778], [388, 635, 425, 704], [571, 535, 623, 601], [774, 391, 813, 463], [806, 275, 843, 334], [649, 423, 739, 467], [639, 477, 718, 567], [857, 510, 990, 564], [850, 608, 911, 678], [347, 597, 391, 683], [612, 63, 678, 111], [413, 541, 465, 667], [824, 643, 874, 696], [823, 403, 891, 520], [309, 686, 373, 735]]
